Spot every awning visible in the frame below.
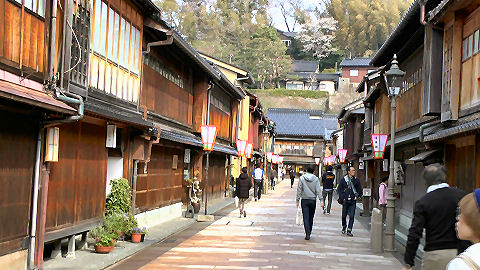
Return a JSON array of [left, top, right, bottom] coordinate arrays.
[[158, 125, 238, 156], [0, 79, 75, 114], [408, 149, 442, 163], [424, 118, 480, 142]]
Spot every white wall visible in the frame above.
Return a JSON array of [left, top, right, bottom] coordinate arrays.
[[106, 156, 123, 195]]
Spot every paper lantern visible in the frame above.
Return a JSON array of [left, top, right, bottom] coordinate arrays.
[[371, 134, 389, 159], [201, 125, 217, 151], [338, 149, 348, 163], [236, 140, 247, 157]]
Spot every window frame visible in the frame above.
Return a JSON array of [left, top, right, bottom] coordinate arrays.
[[350, 69, 359, 77]]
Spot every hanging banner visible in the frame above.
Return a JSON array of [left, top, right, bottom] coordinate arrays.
[[338, 149, 348, 163], [371, 134, 389, 159]]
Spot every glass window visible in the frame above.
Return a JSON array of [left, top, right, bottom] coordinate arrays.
[[463, 37, 471, 61], [25, 0, 33, 12], [129, 28, 135, 71], [134, 28, 140, 73], [350, 69, 359, 76], [37, 0, 45, 17], [124, 22, 131, 68], [100, 2, 108, 56], [468, 35, 473, 58], [119, 18, 125, 66], [474, 30, 479, 54], [113, 12, 120, 63], [108, 8, 114, 60], [93, 0, 101, 53]]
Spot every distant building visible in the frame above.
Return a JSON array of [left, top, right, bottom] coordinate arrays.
[[340, 58, 374, 84], [267, 108, 338, 174], [284, 60, 340, 94], [276, 29, 297, 47]]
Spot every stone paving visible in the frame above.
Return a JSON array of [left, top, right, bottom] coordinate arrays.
[[109, 179, 403, 270]]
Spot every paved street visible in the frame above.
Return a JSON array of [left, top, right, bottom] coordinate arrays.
[[109, 179, 403, 270]]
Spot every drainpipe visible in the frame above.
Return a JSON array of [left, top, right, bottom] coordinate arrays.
[[419, 119, 441, 143], [142, 30, 173, 55], [419, 0, 427, 25], [28, 129, 43, 270]]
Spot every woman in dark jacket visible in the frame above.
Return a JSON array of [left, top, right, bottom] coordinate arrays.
[[236, 167, 252, 218]]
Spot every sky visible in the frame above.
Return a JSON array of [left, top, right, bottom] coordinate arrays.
[[268, 0, 319, 32]]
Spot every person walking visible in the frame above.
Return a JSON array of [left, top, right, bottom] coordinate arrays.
[[252, 164, 263, 201], [296, 165, 322, 240], [447, 189, 480, 270], [378, 177, 388, 223], [290, 168, 295, 188], [321, 165, 335, 214], [403, 163, 468, 270], [269, 165, 276, 190], [235, 167, 252, 218], [337, 166, 362, 237]]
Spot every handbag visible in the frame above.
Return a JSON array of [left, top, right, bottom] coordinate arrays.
[[296, 205, 303, 226], [234, 196, 239, 208]]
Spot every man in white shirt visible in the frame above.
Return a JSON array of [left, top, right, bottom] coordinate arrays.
[[252, 164, 264, 201]]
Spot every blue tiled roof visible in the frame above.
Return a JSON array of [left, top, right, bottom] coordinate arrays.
[[293, 60, 318, 72], [266, 108, 338, 139], [340, 58, 372, 67]]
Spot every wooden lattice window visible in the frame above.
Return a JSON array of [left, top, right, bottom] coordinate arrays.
[[442, 23, 454, 114], [69, 0, 90, 87]]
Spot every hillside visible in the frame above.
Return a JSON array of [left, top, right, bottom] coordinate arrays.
[[249, 89, 363, 114]]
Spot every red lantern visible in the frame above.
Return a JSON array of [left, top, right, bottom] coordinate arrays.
[[371, 134, 389, 159], [328, 155, 336, 165], [236, 140, 247, 157], [267, 152, 273, 162], [245, 143, 253, 158], [315, 157, 320, 165], [201, 125, 217, 151], [272, 154, 278, 164], [338, 149, 348, 163]]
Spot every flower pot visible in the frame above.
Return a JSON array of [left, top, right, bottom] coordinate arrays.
[[94, 245, 114, 254], [131, 233, 142, 243], [192, 202, 200, 213]]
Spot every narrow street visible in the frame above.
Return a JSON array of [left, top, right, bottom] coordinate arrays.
[[109, 179, 403, 270]]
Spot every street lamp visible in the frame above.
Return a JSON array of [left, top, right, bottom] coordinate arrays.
[[201, 125, 218, 215], [383, 54, 405, 252]]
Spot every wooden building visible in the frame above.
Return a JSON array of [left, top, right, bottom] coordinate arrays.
[[338, 99, 367, 212], [355, 0, 480, 258], [267, 108, 338, 175]]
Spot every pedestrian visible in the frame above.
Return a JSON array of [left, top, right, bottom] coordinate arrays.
[[282, 167, 285, 181], [321, 165, 335, 214], [296, 165, 322, 240], [235, 167, 252, 218], [337, 165, 362, 237], [403, 163, 468, 270], [252, 164, 263, 201], [447, 189, 480, 270], [269, 165, 276, 190], [378, 176, 388, 223], [290, 168, 295, 188]]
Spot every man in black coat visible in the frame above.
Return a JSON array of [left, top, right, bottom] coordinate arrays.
[[403, 163, 469, 270], [236, 167, 252, 218], [321, 165, 335, 214], [337, 165, 362, 237], [290, 168, 295, 188]]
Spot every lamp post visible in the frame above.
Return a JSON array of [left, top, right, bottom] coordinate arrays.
[[383, 54, 405, 252], [201, 125, 218, 215]]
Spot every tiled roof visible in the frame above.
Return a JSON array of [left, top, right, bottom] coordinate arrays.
[[293, 60, 318, 72], [266, 108, 338, 139], [288, 72, 341, 81], [340, 58, 372, 67]]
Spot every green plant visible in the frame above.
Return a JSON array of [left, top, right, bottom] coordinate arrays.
[[89, 225, 115, 247], [106, 178, 132, 216], [131, 227, 147, 235], [248, 88, 330, 99], [103, 213, 125, 239], [124, 214, 139, 235]]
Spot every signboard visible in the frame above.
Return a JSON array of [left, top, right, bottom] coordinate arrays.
[[106, 124, 117, 148], [363, 188, 371, 197], [371, 134, 388, 159], [184, 149, 191, 163]]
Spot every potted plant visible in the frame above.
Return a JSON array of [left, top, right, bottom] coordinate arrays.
[[106, 178, 132, 216], [89, 226, 115, 253], [123, 213, 138, 241], [130, 227, 147, 243], [186, 171, 202, 213]]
